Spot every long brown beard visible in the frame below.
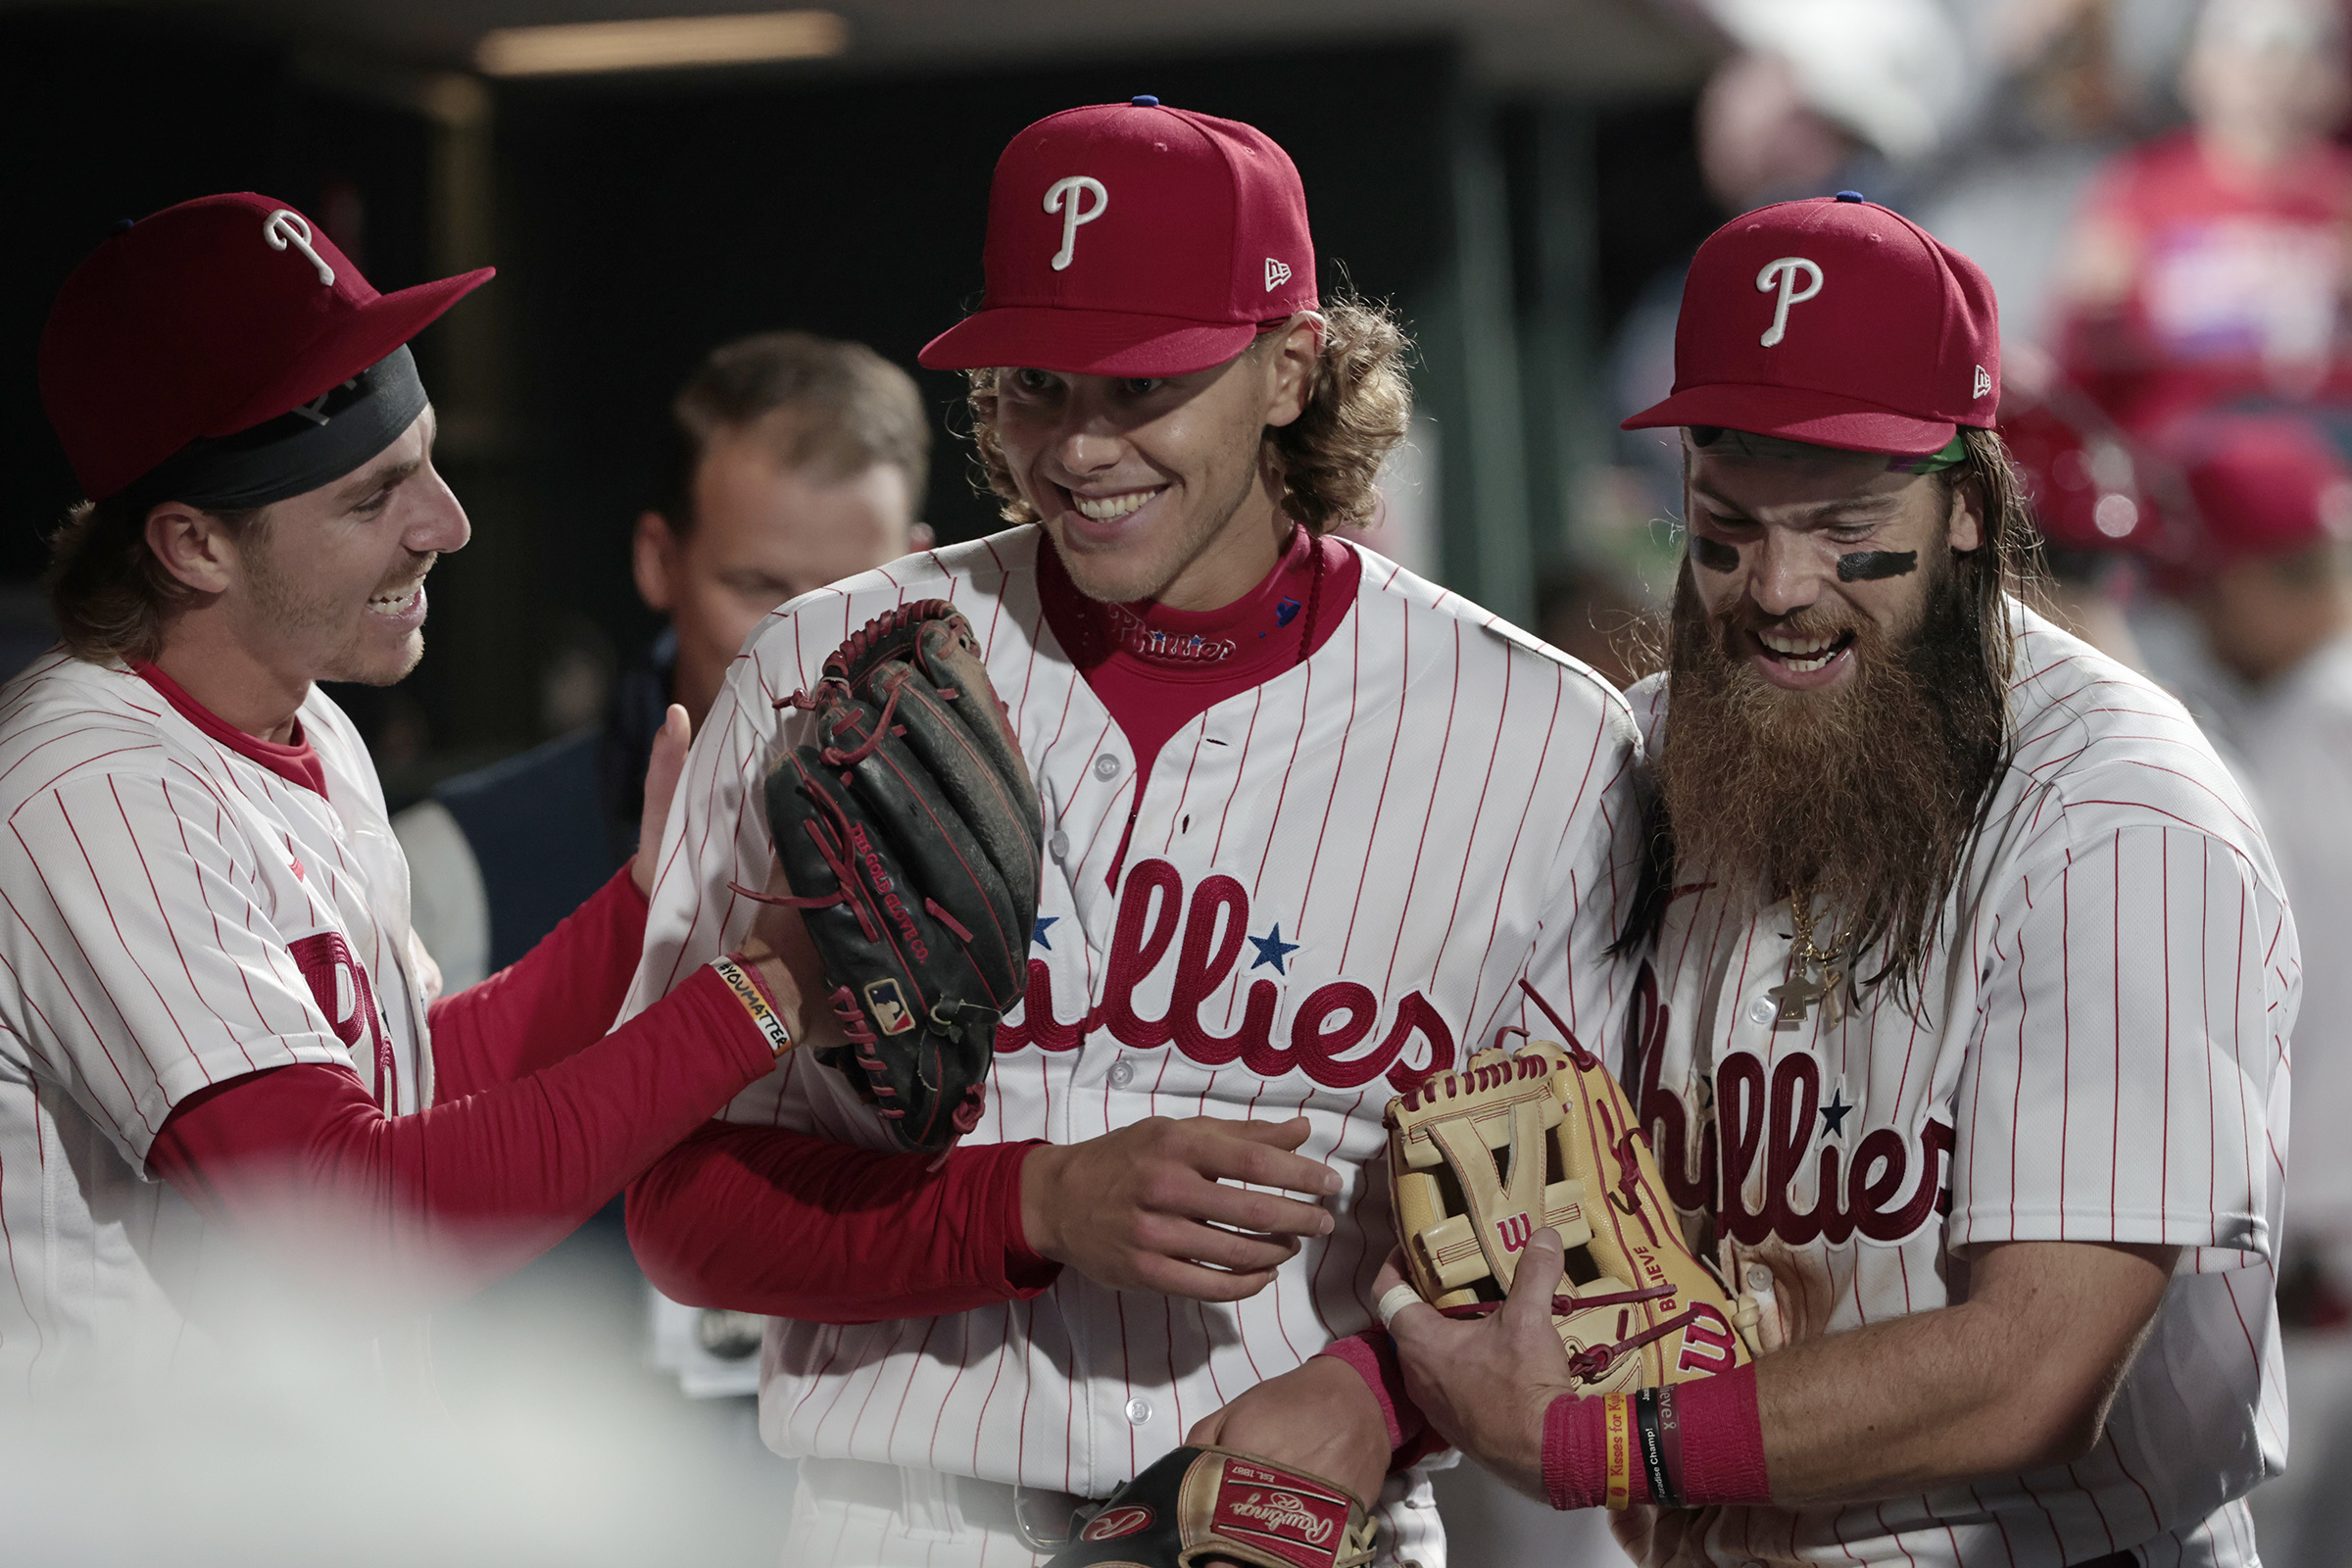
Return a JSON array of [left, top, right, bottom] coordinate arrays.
[[1653, 556, 2006, 996]]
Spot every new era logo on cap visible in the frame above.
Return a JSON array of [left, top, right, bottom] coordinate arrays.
[[1626, 194, 1999, 457], [919, 98, 1320, 377]]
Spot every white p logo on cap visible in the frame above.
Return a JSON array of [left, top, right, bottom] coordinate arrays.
[[263, 210, 335, 288], [1755, 256, 1823, 347], [1043, 176, 1109, 271]]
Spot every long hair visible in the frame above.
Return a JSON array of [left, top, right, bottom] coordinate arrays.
[[961, 292, 1412, 535], [1619, 423, 2042, 1004]]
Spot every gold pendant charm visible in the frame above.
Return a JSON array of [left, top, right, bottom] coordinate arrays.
[[1769, 973, 1826, 1028]]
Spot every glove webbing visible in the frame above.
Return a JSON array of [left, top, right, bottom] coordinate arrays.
[[1516, 976, 1660, 1248]]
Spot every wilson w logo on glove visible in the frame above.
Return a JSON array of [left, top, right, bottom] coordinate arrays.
[[1383, 980, 1760, 1394]]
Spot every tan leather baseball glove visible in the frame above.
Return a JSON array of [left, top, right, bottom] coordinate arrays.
[[1384, 985, 1757, 1394]]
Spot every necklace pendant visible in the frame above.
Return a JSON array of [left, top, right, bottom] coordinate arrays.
[[1768, 973, 1827, 1028]]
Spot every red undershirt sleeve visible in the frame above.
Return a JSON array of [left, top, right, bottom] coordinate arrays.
[[426, 865, 649, 1102], [626, 1124, 1061, 1322], [146, 963, 775, 1316]]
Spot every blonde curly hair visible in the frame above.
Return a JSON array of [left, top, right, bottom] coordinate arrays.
[[961, 293, 1412, 535]]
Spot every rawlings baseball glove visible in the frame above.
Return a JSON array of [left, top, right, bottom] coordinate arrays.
[[1383, 981, 1757, 1394], [1046, 1446, 1376, 1568], [752, 600, 1041, 1155]]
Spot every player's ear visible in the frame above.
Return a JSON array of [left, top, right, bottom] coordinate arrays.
[[633, 510, 679, 613], [1946, 467, 1985, 556], [143, 500, 241, 597], [908, 520, 936, 553], [1258, 313, 1322, 430]]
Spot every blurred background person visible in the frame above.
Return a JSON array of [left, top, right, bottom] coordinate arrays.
[[2052, 0, 2352, 437], [396, 329, 933, 1434], [1997, 343, 2180, 666], [396, 331, 932, 993]]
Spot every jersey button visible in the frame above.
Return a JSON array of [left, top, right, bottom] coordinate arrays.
[[1746, 998, 1776, 1026], [1107, 1059, 1135, 1089], [1049, 831, 1069, 858], [1094, 753, 1122, 781], [1125, 1396, 1152, 1425]]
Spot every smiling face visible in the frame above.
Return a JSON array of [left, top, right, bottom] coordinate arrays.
[[1657, 427, 2010, 993], [987, 320, 1317, 611], [1682, 433, 1984, 695], [227, 409, 468, 688]]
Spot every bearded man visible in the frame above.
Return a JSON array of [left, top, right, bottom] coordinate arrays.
[[1192, 193, 2298, 1568]]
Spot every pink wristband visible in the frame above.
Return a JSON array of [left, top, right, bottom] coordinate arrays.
[[1541, 1365, 1771, 1512]]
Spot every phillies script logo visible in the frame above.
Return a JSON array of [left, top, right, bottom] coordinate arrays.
[[1626, 964, 1953, 1247], [994, 858, 1456, 1094], [287, 930, 394, 1094], [1494, 1212, 1535, 1253]]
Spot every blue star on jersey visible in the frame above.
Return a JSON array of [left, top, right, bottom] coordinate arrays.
[[1249, 923, 1300, 974], [1032, 916, 1057, 951], [1819, 1089, 1852, 1137]]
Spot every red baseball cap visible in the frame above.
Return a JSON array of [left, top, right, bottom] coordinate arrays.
[[918, 97, 1319, 377], [2173, 415, 2352, 567], [41, 192, 492, 502], [1624, 193, 2000, 457]]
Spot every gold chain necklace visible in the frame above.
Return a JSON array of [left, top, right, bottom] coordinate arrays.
[[1768, 890, 1847, 1029]]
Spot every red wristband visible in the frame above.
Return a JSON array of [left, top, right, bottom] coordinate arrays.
[[1675, 1362, 1772, 1506], [1541, 1366, 1770, 1512], [1318, 1333, 1412, 1452]]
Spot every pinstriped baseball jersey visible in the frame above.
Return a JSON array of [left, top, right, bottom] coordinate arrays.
[[1618, 608, 2296, 1568], [623, 525, 1642, 1559], [0, 652, 433, 1396]]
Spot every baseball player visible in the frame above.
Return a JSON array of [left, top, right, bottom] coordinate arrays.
[[0, 195, 805, 1396], [619, 98, 1642, 1565], [1207, 194, 2298, 1568]]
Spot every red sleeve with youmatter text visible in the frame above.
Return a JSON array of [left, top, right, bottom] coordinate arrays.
[[627, 1124, 1060, 1323]]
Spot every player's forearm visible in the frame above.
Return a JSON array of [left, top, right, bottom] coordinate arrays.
[[149, 962, 776, 1315], [427, 864, 650, 1099], [626, 1124, 1060, 1320], [1754, 1240, 2177, 1503]]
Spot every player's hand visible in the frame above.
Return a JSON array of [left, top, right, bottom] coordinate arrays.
[[1020, 1116, 1340, 1300], [1379, 1234, 1575, 1501], [631, 703, 691, 898], [1186, 1356, 1388, 1508], [727, 855, 828, 1053]]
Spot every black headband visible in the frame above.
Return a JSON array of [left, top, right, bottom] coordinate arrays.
[[112, 344, 429, 514]]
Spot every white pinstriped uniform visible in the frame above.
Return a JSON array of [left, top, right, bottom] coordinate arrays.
[[0, 652, 434, 1397], [1618, 610, 2296, 1568], [624, 525, 1643, 1566]]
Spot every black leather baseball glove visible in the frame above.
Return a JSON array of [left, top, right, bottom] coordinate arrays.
[[754, 600, 1040, 1155]]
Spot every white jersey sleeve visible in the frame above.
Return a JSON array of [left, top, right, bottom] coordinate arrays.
[[1950, 817, 2290, 1266], [0, 768, 368, 1168]]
